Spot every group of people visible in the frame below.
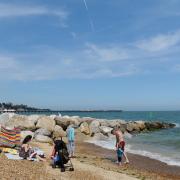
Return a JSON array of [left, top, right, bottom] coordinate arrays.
[[19, 125, 76, 171], [19, 124, 128, 170]]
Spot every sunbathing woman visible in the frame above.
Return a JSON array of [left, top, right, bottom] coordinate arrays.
[[19, 135, 45, 161]]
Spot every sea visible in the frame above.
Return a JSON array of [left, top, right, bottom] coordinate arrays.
[[5, 111, 180, 166]]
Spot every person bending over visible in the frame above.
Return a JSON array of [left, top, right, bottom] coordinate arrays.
[[111, 128, 129, 164]]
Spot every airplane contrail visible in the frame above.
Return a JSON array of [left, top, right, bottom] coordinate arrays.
[[83, 0, 95, 32], [83, 0, 88, 10]]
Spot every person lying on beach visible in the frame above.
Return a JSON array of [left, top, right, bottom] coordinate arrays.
[[111, 128, 129, 164], [19, 135, 45, 161]]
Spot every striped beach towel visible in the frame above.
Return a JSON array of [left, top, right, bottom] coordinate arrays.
[[0, 126, 21, 148]]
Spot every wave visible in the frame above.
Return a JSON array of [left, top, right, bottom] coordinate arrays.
[[127, 148, 180, 166], [86, 139, 180, 167], [175, 123, 180, 128]]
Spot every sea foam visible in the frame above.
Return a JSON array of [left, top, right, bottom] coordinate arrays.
[[175, 123, 180, 128], [86, 138, 180, 167]]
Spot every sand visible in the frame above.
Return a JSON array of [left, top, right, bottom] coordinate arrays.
[[0, 136, 180, 180]]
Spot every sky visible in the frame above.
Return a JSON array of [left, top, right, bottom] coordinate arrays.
[[0, 0, 180, 110]]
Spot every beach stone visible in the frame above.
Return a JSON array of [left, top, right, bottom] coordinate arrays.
[[135, 121, 146, 130], [34, 128, 51, 137], [6, 115, 36, 130], [35, 135, 53, 143], [36, 116, 55, 132], [118, 120, 127, 125], [0, 113, 15, 126], [79, 117, 95, 124], [132, 122, 141, 132], [21, 131, 34, 142], [99, 126, 113, 136], [89, 120, 100, 136], [27, 115, 40, 125], [79, 122, 90, 135], [162, 122, 175, 128], [107, 120, 121, 128], [49, 115, 56, 119], [55, 117, 80, 130], [126, 123, 134, 132], [53, 125, 66, 138], [92, 132, 108, 141]]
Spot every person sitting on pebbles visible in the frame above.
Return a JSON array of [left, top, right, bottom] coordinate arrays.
[[19, 135, 46, 161], [111, 128, 129, 164]]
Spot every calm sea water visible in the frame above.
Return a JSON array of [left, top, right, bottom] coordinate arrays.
[[11, 111, 180, 166]]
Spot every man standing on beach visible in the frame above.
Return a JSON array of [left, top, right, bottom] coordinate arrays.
[[111, 128, 129, 164], [66, 125, 75, 158]]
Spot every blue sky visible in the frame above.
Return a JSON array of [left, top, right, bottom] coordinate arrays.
[[0, 0, 180, 110]]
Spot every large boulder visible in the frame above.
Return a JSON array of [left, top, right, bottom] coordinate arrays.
[[36, 116, 55, 132], [5, 115, 36, 130], [34, 128, 51, 137], [35, 135, 53, 143], [27, 115, 40, 125], [126, 122, 134, 132], [135, 121, 146, 131], [79, 122, 90, 135], [145, 122, 175, 130], [89, 120, 100, 136], [103, 120, 121, 128], [53, 125, 66, 139], [55, 116, 80, 130], [99, 126, 113, 136], [145, 122, 162, 130], [21, 131, 34, 142], [0, 113, 15, 126], [79, 117, 95, 125]]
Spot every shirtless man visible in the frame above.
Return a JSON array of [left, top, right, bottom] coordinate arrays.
[[111, 128, 129, 164]]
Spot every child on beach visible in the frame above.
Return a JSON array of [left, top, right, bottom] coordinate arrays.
[[111, 128, 129, 164], [117, 143, 124, 166]]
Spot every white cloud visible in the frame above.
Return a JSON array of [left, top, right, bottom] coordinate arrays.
[[0, 55, 18, 69], [135, 30, 180, 52], [0, 3, 68, 26], [85, 43, 129, 62], [1, 29, 180, 81]]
